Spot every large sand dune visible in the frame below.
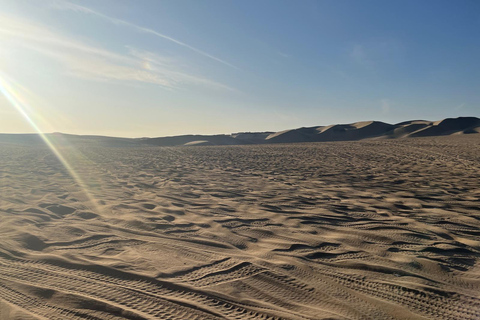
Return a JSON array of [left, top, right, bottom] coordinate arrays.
[[145, 117, 480, 146], [1, 134, 480, 319], [3, 117, 478, 148]]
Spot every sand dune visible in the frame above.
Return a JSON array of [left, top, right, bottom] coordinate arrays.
[[1, 134, 480, 319], [266, 117, 479, 144], [142, 134, 241, 147], [410, 117, 480, 137], [1, 117, 478, 147]]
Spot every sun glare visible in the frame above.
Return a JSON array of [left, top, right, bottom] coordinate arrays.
[[0, 71, 102, 214]]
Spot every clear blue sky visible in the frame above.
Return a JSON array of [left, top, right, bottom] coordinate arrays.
[[0, 0, 478, 137]]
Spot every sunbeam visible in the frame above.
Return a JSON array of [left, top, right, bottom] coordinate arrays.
[[0, 71, 102, 214]]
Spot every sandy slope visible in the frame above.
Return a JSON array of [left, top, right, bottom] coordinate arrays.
[[0, 117, 478, 148], [1, 135, 480, 319]]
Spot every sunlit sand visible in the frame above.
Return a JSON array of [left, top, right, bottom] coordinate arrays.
[[1, 134, 479, 319], [1, 1, 478, 318]]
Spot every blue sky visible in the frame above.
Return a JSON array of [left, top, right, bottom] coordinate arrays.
[[0, 0, 478, 137]]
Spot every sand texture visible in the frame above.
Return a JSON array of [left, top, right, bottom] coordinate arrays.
[[1, 135, 480, 319]]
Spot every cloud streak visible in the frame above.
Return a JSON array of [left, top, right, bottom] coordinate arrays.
[[52, 1, 239, 69], [350, 39, 405, 69], [0, 14, 236, 91], [380, 99, 391, 114]]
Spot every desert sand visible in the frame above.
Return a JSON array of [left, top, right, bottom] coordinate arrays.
[[1, 134, 480, 319]]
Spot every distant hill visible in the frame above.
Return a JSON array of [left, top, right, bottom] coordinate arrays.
[[1, 117, 479, 147]]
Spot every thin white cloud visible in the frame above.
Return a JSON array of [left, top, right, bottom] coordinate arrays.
[[350, 44, 368, 65], [350, 39, 404, 69], [0, 14, 236, 91], [51, 1, 239, 69], [381, 99, 391, 114], [126, 47, 236, 91]]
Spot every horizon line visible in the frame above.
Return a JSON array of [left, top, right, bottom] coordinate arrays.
[[0, 116, 478, 139]]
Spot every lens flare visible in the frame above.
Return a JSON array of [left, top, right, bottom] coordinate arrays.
[[0, 71, 102, 214]]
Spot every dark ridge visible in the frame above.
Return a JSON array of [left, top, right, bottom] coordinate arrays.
[[1, 116, 478, 147]]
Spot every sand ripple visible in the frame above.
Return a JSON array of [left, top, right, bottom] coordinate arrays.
[[1, 135, 480, 319]]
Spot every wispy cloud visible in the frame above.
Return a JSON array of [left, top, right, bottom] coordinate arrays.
[[380, 99, 391, 114], [350, 39, 404, 69], [0, 14, 236, 91], [51, 1, 239, 69], [350, 44, 370, 66], [126, 47, 237, 91]]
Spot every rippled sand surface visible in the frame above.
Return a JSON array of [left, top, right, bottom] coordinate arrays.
[[1, 135, 480, 319]]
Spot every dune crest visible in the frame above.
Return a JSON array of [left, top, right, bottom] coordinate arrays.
[[1, 117, 478, 147]]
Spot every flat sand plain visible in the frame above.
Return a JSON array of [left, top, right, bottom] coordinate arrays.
[[1, 135, 480, 319]]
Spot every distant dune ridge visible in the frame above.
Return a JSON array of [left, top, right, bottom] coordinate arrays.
[[0, 116, 479, 147]]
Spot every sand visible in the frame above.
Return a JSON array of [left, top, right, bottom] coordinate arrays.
[[1, 134, 480, 319]]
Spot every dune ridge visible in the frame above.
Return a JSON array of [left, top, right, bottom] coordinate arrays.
[[0, 116, 479, 147]]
